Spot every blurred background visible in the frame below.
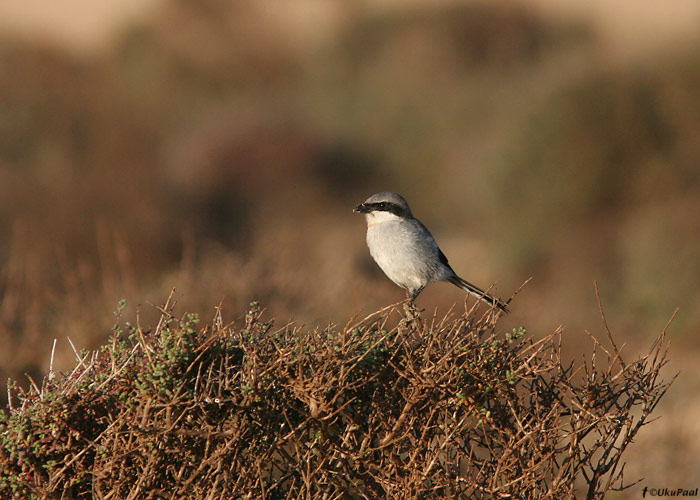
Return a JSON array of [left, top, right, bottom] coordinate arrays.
[[1, 0, 699, 494]]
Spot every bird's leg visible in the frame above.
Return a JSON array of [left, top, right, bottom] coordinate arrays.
[[404, 286, 426, 320], [401, 300, 424, 335], [409, 286, 425, 303]]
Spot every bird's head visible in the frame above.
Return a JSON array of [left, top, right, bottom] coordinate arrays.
[[353, 192, 413, 224]]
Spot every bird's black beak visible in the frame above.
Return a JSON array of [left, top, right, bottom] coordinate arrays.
[[354, 203, 370, 214]]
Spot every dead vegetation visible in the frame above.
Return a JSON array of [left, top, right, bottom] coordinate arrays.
[[0, 291, 672, 499]]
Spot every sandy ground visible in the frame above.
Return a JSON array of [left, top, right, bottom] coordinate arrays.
[[0, 0, 166, 55], [0, 0, 698, 58]]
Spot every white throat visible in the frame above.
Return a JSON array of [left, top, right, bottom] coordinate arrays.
[[365, 210, 403, 227]]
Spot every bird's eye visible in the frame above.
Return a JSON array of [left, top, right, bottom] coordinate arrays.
[[378, 202, 386, 209]]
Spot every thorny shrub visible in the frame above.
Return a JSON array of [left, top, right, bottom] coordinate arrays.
[[0, 292, 672, 499]]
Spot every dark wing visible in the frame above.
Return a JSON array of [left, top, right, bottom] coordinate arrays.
[[413, 218, 453, 271], [438, 247, 450, 267]]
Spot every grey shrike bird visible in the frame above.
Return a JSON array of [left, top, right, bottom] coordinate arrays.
[[354, 192, 509, 312]]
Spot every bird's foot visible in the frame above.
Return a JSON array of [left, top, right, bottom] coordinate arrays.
[[400, 300, 424, 334]]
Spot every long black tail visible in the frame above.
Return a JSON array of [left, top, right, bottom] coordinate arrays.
[[448, 275, 509, 313]]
